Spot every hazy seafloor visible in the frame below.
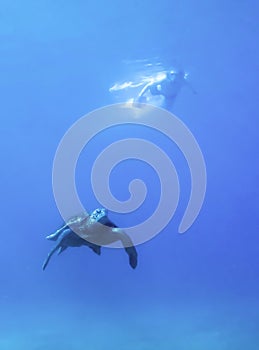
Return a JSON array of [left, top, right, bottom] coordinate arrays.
[[2, 298, 259, 350]]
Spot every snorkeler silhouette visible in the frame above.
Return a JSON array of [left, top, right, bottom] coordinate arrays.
[[135, 69, 196, 110]]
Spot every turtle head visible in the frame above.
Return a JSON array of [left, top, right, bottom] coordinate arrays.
[[91, 208, 107, 222]]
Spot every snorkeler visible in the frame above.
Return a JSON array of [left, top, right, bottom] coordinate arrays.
[[135, 69, 196, 110]]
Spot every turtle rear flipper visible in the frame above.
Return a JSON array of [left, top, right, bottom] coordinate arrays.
[[58, 246, 67, 255], [89, 244, 101, 255]]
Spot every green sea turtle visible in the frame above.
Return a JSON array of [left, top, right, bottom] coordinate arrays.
[[42, 208, 138, 270]]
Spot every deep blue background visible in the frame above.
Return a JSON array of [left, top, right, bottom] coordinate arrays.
[[0, 1, 258, 349]]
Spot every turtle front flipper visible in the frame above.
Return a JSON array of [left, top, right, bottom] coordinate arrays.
[[42, 244, 60, 270], [112, 228, 138, 269], [125, 246, 138, 269], [46, 223, 68, 241]]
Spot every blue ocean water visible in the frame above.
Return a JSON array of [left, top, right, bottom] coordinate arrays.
[[1, 1, 259, 349]]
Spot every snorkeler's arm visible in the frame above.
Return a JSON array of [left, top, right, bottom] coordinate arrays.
[[136, 82, 153, 102], [184, 80, 197, 94]]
